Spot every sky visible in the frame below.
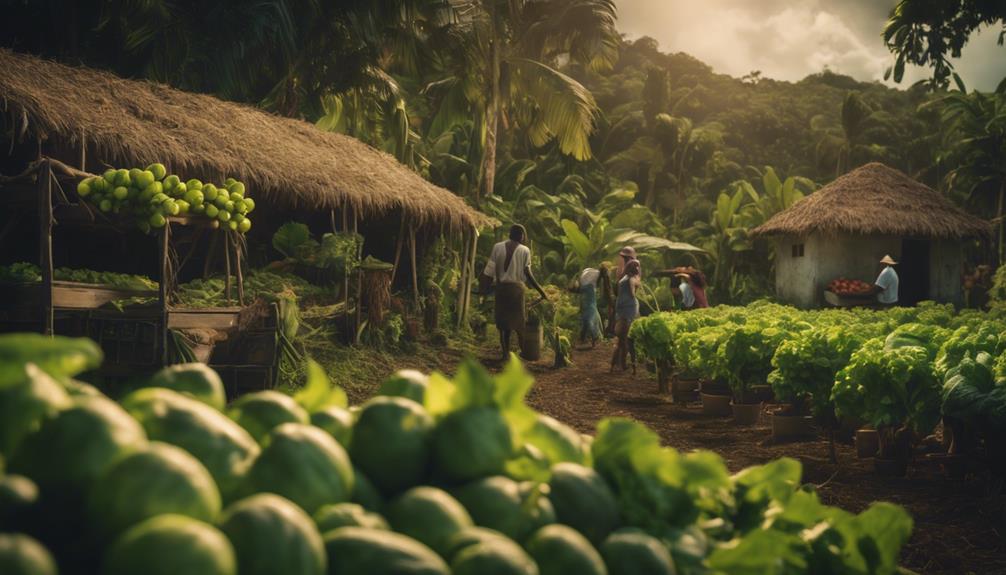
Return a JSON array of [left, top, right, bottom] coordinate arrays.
[[615, 0, 1006, 91]]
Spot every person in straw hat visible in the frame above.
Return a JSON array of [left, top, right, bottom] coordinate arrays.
[[481, 224, 549, 361], [872, 254, 900, 306], [674, 272, 695, 309]]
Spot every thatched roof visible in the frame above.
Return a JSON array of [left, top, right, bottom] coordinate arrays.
[[0, 49, 492, 230], [751, 163, 991, 239]]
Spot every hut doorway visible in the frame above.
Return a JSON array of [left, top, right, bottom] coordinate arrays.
[[900, 239, 930, 306]]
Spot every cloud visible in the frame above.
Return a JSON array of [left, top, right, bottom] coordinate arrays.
[[615, 0, 1005, 90]]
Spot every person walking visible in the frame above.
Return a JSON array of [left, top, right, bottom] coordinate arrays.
[[689, 270, 709, 309], [608, 246, 639, 335], [481, 224, 549, 361], [611, 259, 641, 374], [572, 267, 606, 348], [675, 272, 695, 309]]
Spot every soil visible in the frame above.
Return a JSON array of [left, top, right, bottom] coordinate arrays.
[[359, 338, 1006, 575]]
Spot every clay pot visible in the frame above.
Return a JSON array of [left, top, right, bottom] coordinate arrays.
[[731, 401, 763, 425], [771, 413, 815, 439], [855, 428, 879, 459]]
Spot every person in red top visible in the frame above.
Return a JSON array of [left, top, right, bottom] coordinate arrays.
[[688, 270, 709, 309]]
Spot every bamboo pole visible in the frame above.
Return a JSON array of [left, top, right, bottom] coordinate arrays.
[[234, 233, 245, 307], [456, 229, 469, 329], [410, 223, 420, 309], [224, 231, 232, 306], [353, 210, 362, 345], [465, 227, 478, 326], [159, 221, 170, 364], [343, 205, 351, 343], [38, 160, 53, 336]]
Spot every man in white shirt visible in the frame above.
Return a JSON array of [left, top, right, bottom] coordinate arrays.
[[481, 224, 549, 360], [872, 254, 899, 305], [676, 273, 695, 309]]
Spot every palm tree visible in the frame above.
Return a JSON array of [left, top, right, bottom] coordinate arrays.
[[935, 90, 1006, 264], [813, 92, 889, 178], [427, 0, 619, 201]]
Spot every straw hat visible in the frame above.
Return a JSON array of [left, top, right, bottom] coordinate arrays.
[[619, 246, 637, 258], [675, 272, 690, 279], [880, 255, 898, 265]]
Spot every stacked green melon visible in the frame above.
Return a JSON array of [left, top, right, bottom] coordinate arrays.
[[75, 164, 255, 234]]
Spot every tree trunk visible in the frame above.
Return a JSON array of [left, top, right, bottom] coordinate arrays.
[[478, 29, 501, 202], [998, 181, 1005, 266]]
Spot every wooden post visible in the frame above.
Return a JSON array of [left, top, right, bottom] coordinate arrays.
[[342, 205, 351, 343], [203, 233, 218, 279], [353, 209, 362, 345], [465, 227, 478, 325], [159, 221, 170, 364], [223, 231, 232, 306], [330, 209, 337, 234], [38, 160, 54, 336], [391, 218, 405, 285], [409, 223, 420, 309], [79, 132, 86, 171], [234, 233, 244, 307], [457, 229, 470, 329]]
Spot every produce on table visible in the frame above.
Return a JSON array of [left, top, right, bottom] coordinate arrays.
[[75, 164, 254, 235], [0, 332, 920, 574], [827, 277, 873, 296]]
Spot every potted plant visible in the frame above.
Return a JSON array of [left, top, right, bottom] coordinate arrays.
[[833, 337, 942, 476], [718, 323, 788, 425]]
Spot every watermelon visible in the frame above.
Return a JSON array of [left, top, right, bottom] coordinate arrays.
[[0, 334, 102, 385], [219, 493, 326, 575], [377, 370, 429, 403], [385, 486, 473, 556], [432, 407, 512, 483], [314, 502, 389, 532], [310, 406, 353, 447], [525, 524, 606, 575], [350, 397, 433, 495], [122, 388, 259, 500], [88, 442, 221, 538], [0, 363, 71, 457], [351, 467, 384, 511], [0, 474, 37, 530], [600, 529, 675, 575], [145, 363, 226, 410], [452, 476, 555, 541], [242, 423, 353, 514], [443, 526, 512, 560], [226, 391, 309, 443], [9, 395, 146, 493], [103, 514, 236, 575], [526, 414, 589, 465], [322, 527, 449, 575], [451, 535, 538, 575], [0, 533, 57, 575], [548, 462, 620, 544]]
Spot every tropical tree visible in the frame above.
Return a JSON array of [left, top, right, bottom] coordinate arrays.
[[813, 92, 895, 177], [426, 0, 619, 201], [932, 90, 1006, 264]]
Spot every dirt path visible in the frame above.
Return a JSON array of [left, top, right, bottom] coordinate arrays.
[[516, 340, 1006, 575]]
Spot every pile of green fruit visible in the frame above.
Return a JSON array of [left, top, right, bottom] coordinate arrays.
[[75, 164, 255, 234], [0, 334, 913, 575]]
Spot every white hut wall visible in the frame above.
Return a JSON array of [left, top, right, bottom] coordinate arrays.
[[928, 239, 964, 306], [772, 235, 816, 308]]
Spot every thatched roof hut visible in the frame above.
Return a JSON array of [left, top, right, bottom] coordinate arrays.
[[751, 163, 991, 239], [751, 163, 990, 308], [0, 49, 491, 230]]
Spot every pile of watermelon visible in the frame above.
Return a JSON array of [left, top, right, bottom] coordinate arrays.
[[827, 278, 873, 296], [75, 164, 255, 234], [0, 333, 913, 575]]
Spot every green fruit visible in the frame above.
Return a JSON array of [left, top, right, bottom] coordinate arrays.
[[444, 527, 511, 560], [0, 475, 39, 531], [103, 514, 236, 575], [386, 486, 473, 556], [128, 167, 143, 182], [528, 414, 588, 465], [0, 534, 57, 575], [433, 407, 512, 482], [243, 198, 256, 213], [219, 493, 326, 575], [9, 395, 146, 493], [233, 199, 248, 214], [177, 200, 191, 214], [152, 192, 169, 204], [147, 363, 226, 409], [103, 169, 117, 184], [113, 186, 129, 200], [310, 406, 353, 446], [214, 195, 229, 209], [149, 213, 167, 228], [314, 502, 389, 532], [164, 175, 181, 190], [224, 200, 235, 212], [121, 388, 259, 502], [225, 177, 236, 186], [88, 442, 221, 538], [238, 218, 252, 233], [453, 476, 555, 541], [525, 525, 605, 575], [378, 369, 429, 403], [228, 181, 245, 197], [184, 189, 205, 205], [226, 390, 309, 443], [186, 179, 203, 191], [322, 527, 449, 575], [191, 203, 206, 215], [163, 200, 180, 216], [600, 529, 675, 575], [352, 467, 384, 511], [204, 185, 219, 202], [147, 163, 167, 180], [228, 220, 238, 231], [77, 178, 92, 197], [205, 204, 220, 218], [350, 397, 433, 495], [243, 423, 354, 514], [548, 463, 620, 545], [450, 534, 538, 575], [0, 363, 71, 457], [147, 180, 164, 196], [136, 170, 156, 189], [115, 169, 131, 187]]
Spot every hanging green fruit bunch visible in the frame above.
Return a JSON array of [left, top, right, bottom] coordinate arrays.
[[75, 164, 255, 234]]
